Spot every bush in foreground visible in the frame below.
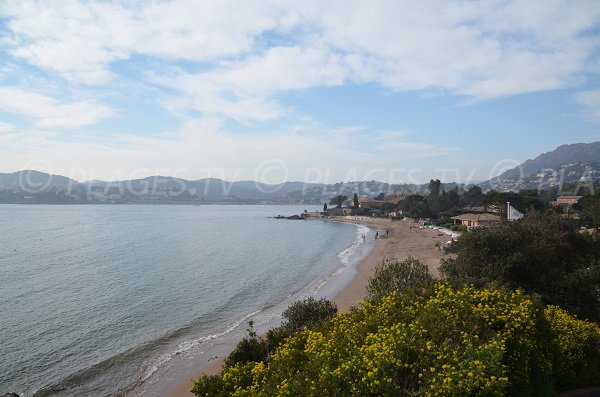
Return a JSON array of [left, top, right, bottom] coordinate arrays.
[[192, 283, 600, 396], [222, 297, 338, 369], [366, 257, 433, 301]]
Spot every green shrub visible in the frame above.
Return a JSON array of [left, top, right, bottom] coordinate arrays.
[[222, 298, 337, 369], [366, 257, 433, 301], [224, 321, 268, 368], [546, 306, 600, 390], [281, 297, 337, 333]]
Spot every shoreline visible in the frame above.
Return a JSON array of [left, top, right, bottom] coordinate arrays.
[[162, 217, 453, 397]]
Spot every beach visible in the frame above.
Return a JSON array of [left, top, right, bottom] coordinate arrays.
[[163, 217, 453, 397]]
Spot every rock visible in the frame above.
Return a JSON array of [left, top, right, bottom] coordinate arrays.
[[273, 214, 305, 220], [3, 393, 21, 397]]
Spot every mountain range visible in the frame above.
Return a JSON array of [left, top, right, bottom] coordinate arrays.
[[479, 142, 600, 192], [1, 142, 599, 204], [499, 142, 600, 179]]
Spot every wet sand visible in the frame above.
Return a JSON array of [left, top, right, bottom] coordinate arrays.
[[163, 217, 453, 396]]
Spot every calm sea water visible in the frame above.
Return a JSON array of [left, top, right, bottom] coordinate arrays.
[[0, 205, 371, 397]]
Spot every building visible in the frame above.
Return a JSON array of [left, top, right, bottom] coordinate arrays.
[[552, 195, 582, 207], [357, 197, 398, 210], [451, 213, 501, 228], [303, 211, 324, 219], [327, 207, 353, 216]]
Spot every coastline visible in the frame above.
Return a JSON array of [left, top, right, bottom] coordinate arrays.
[[162, 217, 452, 397]]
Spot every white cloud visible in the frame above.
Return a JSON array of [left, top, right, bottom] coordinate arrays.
[[575, 89, 600, 123], [2, 0, 598, 102], [0, 122, 14, 133], [1, 0, 286, 84], [156, 46, 348, 121], [0, 118, 455, 183], [0, 0, 599, 180], [0, 88, 115, 128], [0, 122, 19, 145]]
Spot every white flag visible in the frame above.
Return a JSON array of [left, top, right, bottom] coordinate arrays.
[[508, 205, 524, 221]]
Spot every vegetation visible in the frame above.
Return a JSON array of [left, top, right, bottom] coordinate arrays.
[[216, 297, 338, 371], [192, 282, 600, 396], [329, 195, 348, 208], [353, 193, 359, 209], [574, 192, 600, 228], [280, 297, 337, 333], [440, 211, 600, 322], [399, 194, 430, 219], [224, 321, 268, 368], [366, 257, 433, 301]]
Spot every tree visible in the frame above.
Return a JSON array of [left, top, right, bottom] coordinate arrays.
[[427, 179, 442, 197], [400, 194, 431, 219], [575, 194, 600, 228], [440, 211, 600, 322], [463, 185, 484, 207], [330, 194, 348, 208], [323, 202, 327, 213], [375, 192, 385, 201], [482, 190, 546, 218], [281, 297, 338, 333], [446, 187, 461, 209], [353, 193, 360, 209], [380, 201, 398, 215], [224, 321, 268, 368]]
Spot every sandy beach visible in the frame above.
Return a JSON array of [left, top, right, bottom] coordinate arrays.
[[331, 217, 453, 311], [163, 217, 453, 397]]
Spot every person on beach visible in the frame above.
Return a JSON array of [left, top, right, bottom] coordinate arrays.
[[375, 232, 379, 240], [362, 234, 366, 241]]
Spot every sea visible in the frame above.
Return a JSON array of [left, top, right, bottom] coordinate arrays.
[[0, 205, 373, 397]]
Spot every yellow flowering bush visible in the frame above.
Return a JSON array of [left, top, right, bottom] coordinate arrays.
[[192, 284, 600, 397], [545, 305, 600, 390]]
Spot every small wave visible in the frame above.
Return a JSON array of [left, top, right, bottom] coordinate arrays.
[[31, 309, 261, 397], [140, 309, 261, 382], [337, 224, 369, 266], [306, 223, 370, 297]]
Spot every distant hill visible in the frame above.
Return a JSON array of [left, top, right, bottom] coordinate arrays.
[[478, 142, 600, 192], [0, 170, 436, 204], [9, 142, 598, 203], [499, 142, 600, 179], [0, 170, 78, 189]]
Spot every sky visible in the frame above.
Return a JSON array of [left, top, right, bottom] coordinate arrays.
[[0, 0, 599, 185]]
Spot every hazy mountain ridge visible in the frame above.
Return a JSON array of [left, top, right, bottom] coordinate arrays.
[[0, 170, 79, 189], [0, 172, 421, 204], [2, 142, 599, 203], [476, 142, 600, 192], [499, 142, 600, 179]]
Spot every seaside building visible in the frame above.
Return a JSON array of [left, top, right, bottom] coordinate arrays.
[[451, 213, 501, 229], [327, 207, 353, 216], [303, 211, 325, 219]]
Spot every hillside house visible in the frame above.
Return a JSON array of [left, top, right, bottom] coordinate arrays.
[[552, 195, 582, 208], [451, 213, 501, 229]]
